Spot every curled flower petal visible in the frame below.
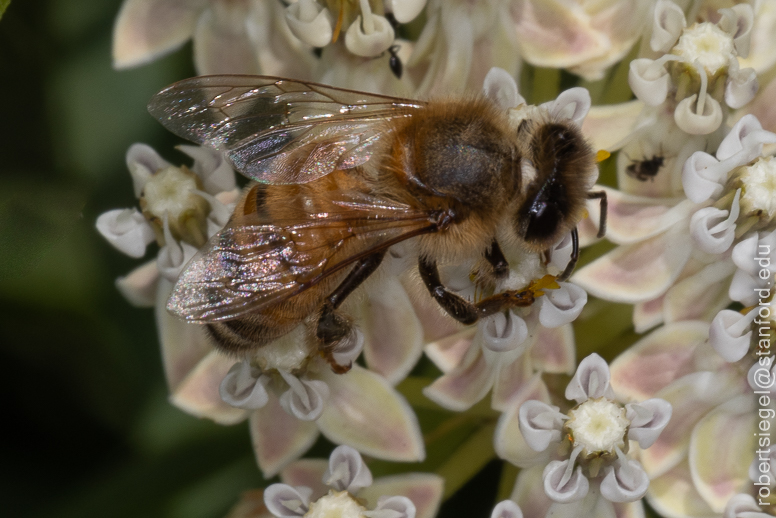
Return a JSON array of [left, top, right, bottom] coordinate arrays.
[[718, 4, 754, 58], [674, 93, 723, 135], [689, 191, 741, 254], [681, 151, 727, 203], [323, 445, 373, 494], [330, 328, 365, 370], [278, 371, 330, 421], [385, 0, 426, 24], [518, 400, 565, 452], [565, 353, 615, 403], [126, 142, 170, 196], [728, 268, 762, 306], [480, 311, 528, 353], [709, 309, 756, 362], [361, 473, 443, 518], [731, 231, 775, 276], [625, 399, 672, 448], [219, 361, 269, 410], [716, 114, 776, 163], [345, 14, 395, 57], [725, 59, 758, 109], [542, 87, 591, 127], [538, 282, 587, 328], [483, 67, 522, 111], [490, 500, 523, 518], [548, 233, 573, 273], [543, 460, 589, 503], [157, 224, 199, 281], [724, 493, 768, 518], [285, 0, 333, 48], [628, 59, 670, 106], [368, 496, 416, 518], [650, 0, 686, 52], [600, 458, 650, 503], [264, 483, 312, 518], [96, 208, 156, 258], [176, 144, 236, 194]]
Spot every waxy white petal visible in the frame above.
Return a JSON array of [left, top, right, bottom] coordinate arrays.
[[345, 14, 395, 57], [278, 371, 330, 421], [193, 6, 260, 75], [724, 493, 769, 518], [717, 114, 776, 162], [543, 460, 589, 503], [718, 4, 754, 58], [628, 59, 670, 106], [483, 67, 522, 111], [626, 399, 673, 449], [495, 374, 553, 468], [362, 474, 443, 518], [518, 400, 565, 452], [539, 283, 587, 328], [689, 191, 741, 254], [725, 59, 758, 109], [481, 311, 529, 353], [323, 445, 373, 494], [423, 346, 494, 411], [542, 87, 591, 127], [674, 94, 723, 135], [177, 144, 236, 194], [285, 0, 333, 48], [369, 496, 416, 518], [220, 361, 270, 410], [566, 353, 615, 403], [681, 150, 727, 203], [264, 484, 312, 518], [126, 142, 171, 196], [317, 365, 424, 462], [96, 208, 156, 258], [650, 0, 686, 52], [709, 309, 756, 362], [490, 500, 523, 518], [600, 458, 650, 503]]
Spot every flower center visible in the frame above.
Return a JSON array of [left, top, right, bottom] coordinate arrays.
[[140, 165, 210, 246], [739, 156, 776, 221], [253, 326, 316, 373], [673, 23, 734, 74], [305, 490, 367, 518], [566, 398, 629, 456]]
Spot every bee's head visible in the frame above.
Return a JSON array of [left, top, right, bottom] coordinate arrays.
[[514, 121, 595, 251]]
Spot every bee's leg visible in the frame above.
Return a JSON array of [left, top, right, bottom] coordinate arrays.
[[557, 227, 579, 282], [418, 256, 535, 326], [485, 239, 509, 279], [588, 190, 607, 238], [316, 250, 386, 373]]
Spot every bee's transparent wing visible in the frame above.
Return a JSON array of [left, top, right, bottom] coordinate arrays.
[[167, 190, 439, 322], [148, 75, 425, 184]]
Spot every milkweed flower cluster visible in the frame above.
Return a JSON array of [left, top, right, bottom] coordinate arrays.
[[96, 1, 776, 517]]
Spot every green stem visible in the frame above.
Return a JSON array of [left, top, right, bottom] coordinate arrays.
[[436, 422, 497, 499], [497, 462, 520, 501]]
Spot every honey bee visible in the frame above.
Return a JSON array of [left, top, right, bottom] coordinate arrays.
[[149, 76, 607, 373]]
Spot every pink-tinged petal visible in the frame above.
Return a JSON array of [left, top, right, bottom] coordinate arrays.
[[529, 324, 576, 375], [193, 6, 260, 75], [746, 75, 776, 133], [280, 459, 328, 500], [112, 0, 205, 69], [591, 188, 693, 245], [424, 329, 476, 373], [495, 374, 553, 468], [155, 278, 213, 392], [511, 465, 552, 518], [423, 345, 495, 411], [633, 295, 665, 333], [662, 260, 735, 324], [612, 500, 646, 518], [317, 365, 424, 462], [170, 350, 249, 425], [116, 259, 159, 307], [610, 321, 709, 401], [360, 278, 424, 385], [689, 395, 756, 513], [251, 396, 319, 478], [581, 100, 644, 154], [641, 370, 745, 478], [362, 474, 444, 518], [572, 230, 692, 303], [493, 353, 534, 411], [647, 462, 716, 518]]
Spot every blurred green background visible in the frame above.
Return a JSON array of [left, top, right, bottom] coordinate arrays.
[[0, 1, 269, 516]]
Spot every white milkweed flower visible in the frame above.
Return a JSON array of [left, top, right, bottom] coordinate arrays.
[[498, 354, 671, 517]]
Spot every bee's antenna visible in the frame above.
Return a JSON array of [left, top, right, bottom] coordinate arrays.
[[558, 227, 579, 282]]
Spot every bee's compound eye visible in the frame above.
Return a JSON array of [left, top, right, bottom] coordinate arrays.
[[522, 200, 562, 244]]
